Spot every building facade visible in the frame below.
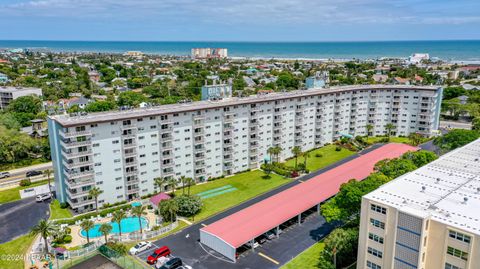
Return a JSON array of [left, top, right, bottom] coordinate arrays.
[[357, 139, 480, 269], [191, 48, 228, 59], [201, 82, 233, 101], [0, 86, 43, 110], [48, 85, 442, 212]]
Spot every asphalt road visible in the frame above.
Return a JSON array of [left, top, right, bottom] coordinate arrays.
[[0, 197, 50, 243], [136, 145, 383, 269], [0, 162, 53, 184]]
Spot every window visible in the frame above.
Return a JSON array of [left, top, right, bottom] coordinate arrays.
[[368, 247, 383, 258], [368, 233, 384, 244], [370, 218, 385, 229], [371, 204, 387, 214], [445, 263, 462, 269], [447, 246, 468, 261], [449, 230, 471, 244], [366, 261, 381, 269]]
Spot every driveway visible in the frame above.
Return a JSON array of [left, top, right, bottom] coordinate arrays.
[[0, 197, 50, 243]]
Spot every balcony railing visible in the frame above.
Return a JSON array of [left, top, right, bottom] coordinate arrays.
[[62, 149, 93, 159], [63, 159, 94, 170], [68, 197, 95, 208], [65, 177, 95, 189], [60, 129, 92, 138], [64, 170, 94, 180], [61, 140, 92, 148]]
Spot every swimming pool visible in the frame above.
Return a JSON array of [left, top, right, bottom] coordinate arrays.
[[80, 217, 148, 238], [131, 201, 142, 207]]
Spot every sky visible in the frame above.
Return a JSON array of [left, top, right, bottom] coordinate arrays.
[[0, 0, 479, 41]]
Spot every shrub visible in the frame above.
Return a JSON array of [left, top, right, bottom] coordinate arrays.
[[19, 179, 31, 187], [315, 153, 323, 158], [335, 146, 342, 151], [60, 202, 69, 209], [63, 235, 72, 243], [175, 195, 203, 217]]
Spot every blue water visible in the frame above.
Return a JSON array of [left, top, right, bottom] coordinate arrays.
[[1, 40, 480, 60], [131, 202, 142, 207], [80, 217, 148, 238]]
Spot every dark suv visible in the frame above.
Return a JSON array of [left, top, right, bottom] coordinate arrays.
[[26, 170, 42, 177]]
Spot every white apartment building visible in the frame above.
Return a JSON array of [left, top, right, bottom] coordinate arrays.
[[357, 139, 480, 269], [48, 85, 442, 212], [0, 86, 43, 110]]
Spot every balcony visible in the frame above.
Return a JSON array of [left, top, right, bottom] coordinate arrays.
[[126, 178, 139, 185], [162, 162, 175, 169], [195, 162, 206, 169], [124, 150, 137, 158], [61, 140, 91, 149], [194, 147, 205, 153], [121, 124, 137, 131], [63, 159, 94, 169], [66, 188, 91, 199], [162, 143, 174, 151], [127, 187, 140, 195], [122, 142, 137, 149], [64, 170, 94, 180], [195, 154, 205, 161], [62, 149, 93, 159], [124, 170, 138, 176], [60, 129, 92, 138], [65, 177, 95, 189], [160, 126, 173, 133], [68, 197, 95, 209]]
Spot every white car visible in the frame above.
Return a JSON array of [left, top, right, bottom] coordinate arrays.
[[245, 240, 259, 249], [35, 193, 52, 202], [129, 241, 153, 255], [154, 256, 169, 268]]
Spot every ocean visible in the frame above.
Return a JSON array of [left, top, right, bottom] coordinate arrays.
[[1, 40, 480, 61]]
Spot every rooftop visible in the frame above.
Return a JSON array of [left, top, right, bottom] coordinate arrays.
[[0, 86, 42, 93], [49, 85, 439, 127], [365, 138, 480, 235], [201, 143, 417, 248]]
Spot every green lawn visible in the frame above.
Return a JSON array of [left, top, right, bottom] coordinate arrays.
[[365, 136, 412, 145], [285, 145, 356, 171], [281, 241, 325, 269], [0, 179, 50, 204], [177, 170, 290, 221], [50, 199, 73, 220], [0, 234, 35, 269]]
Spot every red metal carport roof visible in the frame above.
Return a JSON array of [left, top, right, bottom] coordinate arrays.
[[200, 143, 418, 248]]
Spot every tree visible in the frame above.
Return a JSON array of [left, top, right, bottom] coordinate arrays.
[[179, 176, 187, 195], [408, 132, 423, 146], [365, 124, 374, 138], [131, 205, 147, 234], [111, 210, 127, 237], [89, 187, 103, 212], [154, 177, 167, 193], [45, 169, 53, 195], [434, 129, 480, 152], [85, 101, 117, 112], [319, 228, 359, 269], [167, 177, 177, 192], [80, 219, 95, 243], [473, 117, 480, 131], [263, 163, 273, 178], [303, 152, 310, 170], [30, 219, 58, 254], [374, 158, 417, 179], [6, 95, 43, 127], [99, 223, 113, 243], [185, 177, 195, 196], [117, 91, 147, 107], [159, 199, 178, 222], [442, 86, 466, 100], [175, 195, 203, 217], [267, 147, 276, 163], [385, 123, 395, 138], [291, 146, 302, 169]]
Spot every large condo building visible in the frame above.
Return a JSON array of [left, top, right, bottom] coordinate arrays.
[[0, 86, 43, 110], [48, 85, 442, 212], [357, 139, 480, 269]]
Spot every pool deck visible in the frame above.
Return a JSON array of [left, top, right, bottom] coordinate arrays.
[[66, 210, 158, 248]]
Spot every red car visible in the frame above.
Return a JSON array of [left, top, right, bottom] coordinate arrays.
[[147, 246, 171, 264]]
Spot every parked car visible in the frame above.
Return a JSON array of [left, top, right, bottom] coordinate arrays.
[[154, 256, 169, 268], [35, 193, 52, 202], [256, 235, 267, 244], [158, 257, 182, 269], [265, 230, 277, 240], [245, 240, 259, 249], [0, 172, 10, 179], [147, 246, 171, 264], [26, 170, 42, 177], [129, 241, 152, 255]]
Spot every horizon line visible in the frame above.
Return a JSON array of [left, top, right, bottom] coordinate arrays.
[[1, 39, 480, 43]]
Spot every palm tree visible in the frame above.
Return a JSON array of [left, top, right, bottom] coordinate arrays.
[[80, 219, 95, 244], [267, 147, 276, 163], [99, 223, 113, 244], [131, 205, 147, 234], [303, 152, 311, 170], [366, 124, 374, 139], [274, 146, 283, 163], [291, 146, 302, 169], [154, 177, 167, 193], [45, 169, 53, 194], [89, 187, 103, 212], [385, 123, 395, 138], [180, 176, 187, 195], [30, 219, 57, 254], [159, 199, 178, 222], [185, 177, 195, 195], [111, 210, 127, 237], [167, 177, 177, 192]]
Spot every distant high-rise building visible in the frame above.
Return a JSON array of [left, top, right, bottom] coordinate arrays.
[[409, 53, 430, 64], [0, 86, 43, 110], [191, 48, 228, 59], [306, 71, 329, 89], [356, 138, 480, 269]]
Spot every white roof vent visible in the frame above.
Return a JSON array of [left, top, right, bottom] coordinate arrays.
[[463, 197, 469, 204], [436, 178, 441, 184], [421, 186, 426, 193]]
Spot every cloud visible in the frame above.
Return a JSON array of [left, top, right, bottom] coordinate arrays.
[[1, 0, 479, 26]]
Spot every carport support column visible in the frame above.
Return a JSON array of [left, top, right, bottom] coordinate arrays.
[[317, 203, 321, 215], [250, 239, 255, 252], [276, 226, 280, 237], [298, 214, 301, 225]]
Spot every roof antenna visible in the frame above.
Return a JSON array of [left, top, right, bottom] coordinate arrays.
[[435, 178, 440, 184], [477, 187, 480, 194], [463, 197, 468, 204], [421, 186, 426, 193]]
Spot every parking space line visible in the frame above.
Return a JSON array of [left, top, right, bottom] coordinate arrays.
[[201, 223, 207, 227], [298, 179, 304, 183], [258, 252, 280, 265]]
